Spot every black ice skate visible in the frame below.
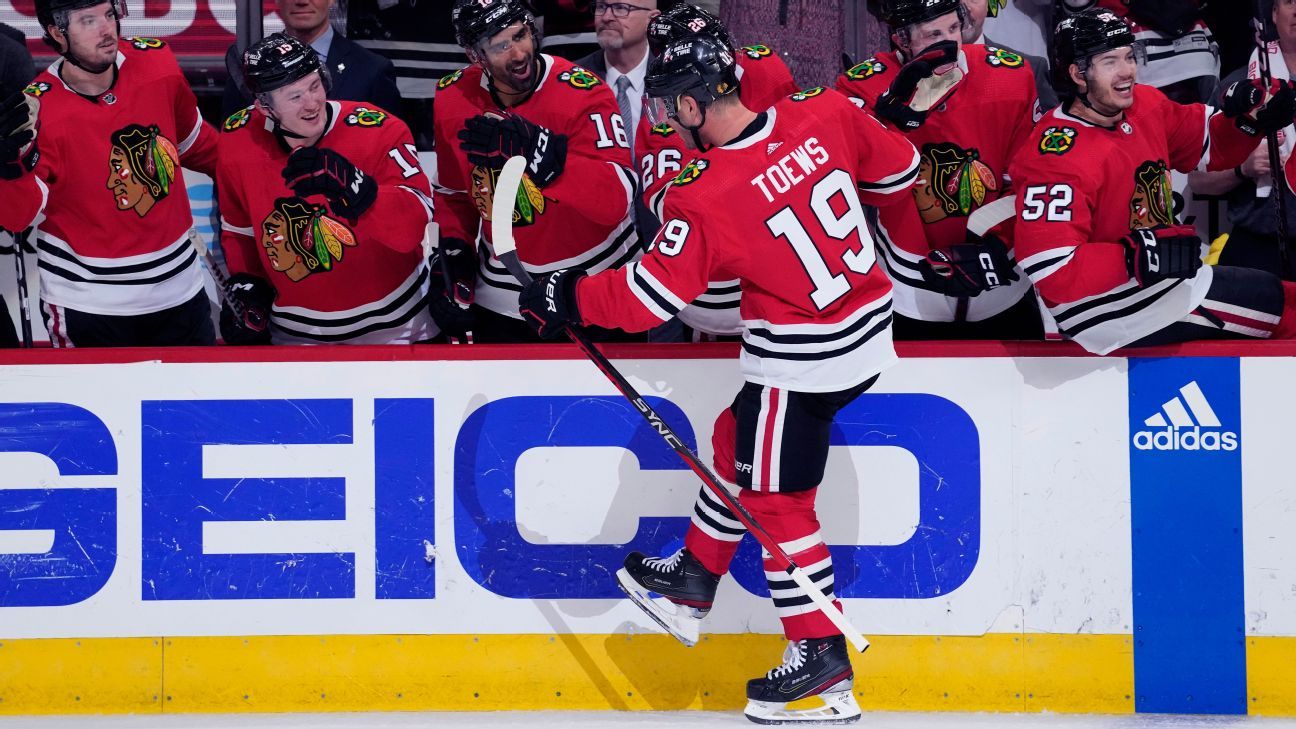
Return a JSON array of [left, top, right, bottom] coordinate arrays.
[[744, 635, 860, 725], [615, 547, 720, 647]]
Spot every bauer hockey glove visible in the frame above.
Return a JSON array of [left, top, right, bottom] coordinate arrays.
[[0, 90, 38, 181], [281, 147, 378, 221], [519, 269, 585, 340], [458, 113, 568, 187], [427, 237, 477, 341], [1222, 78, 1296, 137], [918, 231, 1019, 297], [1123, 225, 1203, 287], [873, 40, 959, 132], [219, 273, 275, 346]]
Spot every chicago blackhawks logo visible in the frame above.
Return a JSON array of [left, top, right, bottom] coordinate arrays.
[[914, 142, 999, 223], [650, 123, 676, 137], [743, 44, 773, 59], [438, 68, 465, 90], [345, 107, 387, 127], [129, 36, 165, 50], [559, 68, 601, 90], [846, 58, 886, 80], [223, 107, 251, 132], [23, 82, 51, 97], [672, 159, 709, 186], [261, 197, 357, 282], [470, 166, 547, 227], [1130, 160, 1175, 229], [790, 87, 825, 101], [106, 124, 179, 217], [1039, 126, 1077, 155], [985, 46, 1023, 68]]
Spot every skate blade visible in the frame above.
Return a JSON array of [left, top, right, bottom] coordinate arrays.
[[743, 688, 861, 725], [615, 567, 702, 647]]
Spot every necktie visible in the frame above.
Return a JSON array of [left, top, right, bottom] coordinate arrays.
[[615, 75, 636, 161]]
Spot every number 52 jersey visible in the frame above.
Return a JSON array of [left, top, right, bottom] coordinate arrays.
[[579, 88, 920, 392]]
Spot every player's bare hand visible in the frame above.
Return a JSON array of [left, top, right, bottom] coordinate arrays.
[[1241, 145, 1271, 180]]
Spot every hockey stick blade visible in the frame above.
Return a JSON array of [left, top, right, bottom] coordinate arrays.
[[490, 156, 870, 653]]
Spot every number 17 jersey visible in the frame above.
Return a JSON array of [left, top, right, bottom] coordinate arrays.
[[579, 88, 920, 392]]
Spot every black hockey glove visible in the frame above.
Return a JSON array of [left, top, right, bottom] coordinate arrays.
[[1223, 79, 1296, 137], [873, 40, 959, 132], [519, 268, 585, 340], [281, 147, 378, 221], [0, 90, 38, 181], [427, 237, 477, 341], [218, 273, 275, 345], [1123, 225, 1203, 287], [458, 113, 568, 187], [918, 231, 1019, 297]]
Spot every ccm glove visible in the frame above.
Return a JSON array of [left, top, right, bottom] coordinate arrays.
[[282, 147, 378, 220], [519, 268, 585, 340], [218, 273, 275, 345], [427, 237, 477, 340], [1223, 78, 1296, 136], [0, 90, 38, 181], [458, 113, 568, 187], [1123, 225, 1203, 287], [873, 40, 959, 132], [918, 231, 1019, 297]]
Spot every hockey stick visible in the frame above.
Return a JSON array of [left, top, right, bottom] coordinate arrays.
[[1254, 4, 1292, 275], [187, 228, 267, 332], [490, 156, 870, 653], [10, 228, 32, 348]]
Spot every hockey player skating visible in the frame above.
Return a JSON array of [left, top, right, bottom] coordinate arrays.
[[516, 36, 920, 724], [216, 33, 437, 345], [2, 0, 219, 347], [1012, 9, 1296, 352], [431, 0, 640, 343], [837, 0, 1043, 340]]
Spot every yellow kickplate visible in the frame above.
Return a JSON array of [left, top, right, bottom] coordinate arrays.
[[1248, 636, 1296, 716]]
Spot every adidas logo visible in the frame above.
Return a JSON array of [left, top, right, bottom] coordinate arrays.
[[1133, 381, 1238, 452], [766, 142, 783, 155]]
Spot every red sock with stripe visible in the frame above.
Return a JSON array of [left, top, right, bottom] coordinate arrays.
[[685, 405, 747, 576]]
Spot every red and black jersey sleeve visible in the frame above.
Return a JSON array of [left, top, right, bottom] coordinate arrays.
[[843, 97, 921, 205], [1144, 85, 1256, 173], [0, 175, 45, 233], [343, 111, 434, 253], [215, 131, 265, 278], [431, 71, 483, 246], [737, 45, 800, 111]]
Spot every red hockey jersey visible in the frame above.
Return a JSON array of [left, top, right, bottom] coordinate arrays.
[[19, 38, 218, 316], [0, 175, 45, 234], [633, 44, 800, 335], [433, 55, 638, 318], [1010, 85, 1257, 354], [836, 44, 1039, 322], [579, 88, 920, 392], [218, 101, 436, 344]]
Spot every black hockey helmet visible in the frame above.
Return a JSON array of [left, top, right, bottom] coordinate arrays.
[[35, 0, 127, 52], [646, 35, 739, 115], [243, 32, 327, 98], [1052, 9, 1142, 98], [647, 3, 736, 55], [452, 0, 536, 52], [880, 0, 962, 32]]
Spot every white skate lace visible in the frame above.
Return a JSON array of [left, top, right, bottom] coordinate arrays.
[[767, 640, 808, 679], [643, 549, 684, 573]]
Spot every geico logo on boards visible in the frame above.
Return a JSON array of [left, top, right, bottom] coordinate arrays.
[[1132, 380, 1238, 452]]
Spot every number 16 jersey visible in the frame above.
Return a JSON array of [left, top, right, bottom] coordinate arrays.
[[578, 88, 920, 392]]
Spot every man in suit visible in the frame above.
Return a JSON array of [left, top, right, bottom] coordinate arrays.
[[221, 0, 401, 120], [577, 1, 662, 246]]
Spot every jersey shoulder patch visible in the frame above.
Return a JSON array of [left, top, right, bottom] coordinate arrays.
[[1037, 125, 1078, 155], [984, 46, 1025, 69], [671, 158, 710, 187], [844, 57, 887, 81], [23, 81, 52, 98], [344, 106, 388, 128], [222, 107, 252, 133], [437, 67, 466, 90], [789, 87, 826, 101], [127, 36, 167, 50], [650, 123, 677, 137], [742, 44, 774, 59], [558, 66, 602, 90]]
